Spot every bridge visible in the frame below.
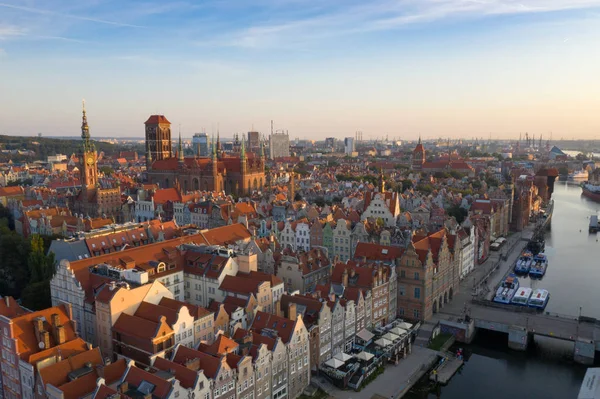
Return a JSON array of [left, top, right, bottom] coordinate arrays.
[[430, 212, 599, 365]]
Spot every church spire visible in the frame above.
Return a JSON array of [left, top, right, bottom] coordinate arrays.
[[178, 126, 184, 163], [81, 99, 92, 151], [241, 136, 246, 159], [418, 134, 421, 145]]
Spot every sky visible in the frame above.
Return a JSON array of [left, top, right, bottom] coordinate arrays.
[[0, 0, 600, 140]]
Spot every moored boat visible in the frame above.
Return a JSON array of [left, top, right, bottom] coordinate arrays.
[[493, 274, 520, 304], [511, 287, 533, 306], [529, 253, 548, 278], [569, 170, 589, 180], [528, 289, 550, 309], [515, 251, 533, 274]]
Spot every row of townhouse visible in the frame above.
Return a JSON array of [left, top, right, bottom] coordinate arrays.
[[49, 224, 253, 346], [0, 293, 310, 399]]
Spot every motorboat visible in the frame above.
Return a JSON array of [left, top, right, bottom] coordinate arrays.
[[515, 251, 533, 274], [493, 274, 520, 304], [511, 287, 533, 306], [528, 289, 550, 309], [529, 253, 548, 278]]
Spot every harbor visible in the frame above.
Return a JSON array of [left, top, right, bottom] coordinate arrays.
[[407, 181, 600, 398]]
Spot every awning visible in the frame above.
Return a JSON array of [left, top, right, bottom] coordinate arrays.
[[356, 329, 375, 342], [355, 351, 374, 361], [389, 327, 407, 336], [395, 321, 413, 330], [334, 352, 353, 362], [375, 338, 392, 347], [382, 332, 400, 342], [324, 358, 345, 369]]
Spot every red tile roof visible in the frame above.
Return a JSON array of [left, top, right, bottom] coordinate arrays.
[[354, 242, 404, 262], [144, 115, 171, 125]]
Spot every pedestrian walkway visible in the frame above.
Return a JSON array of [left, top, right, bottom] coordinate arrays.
[[429, 355, 463, 384], [315, 346, 439, 399]]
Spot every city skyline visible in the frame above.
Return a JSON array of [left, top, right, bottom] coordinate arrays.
[[1, 0, 600, 138]]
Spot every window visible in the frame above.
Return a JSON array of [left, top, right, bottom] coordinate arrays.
[[413, 309, 420, 319], [399, 285, 405, 296], [414, 272, 420, 280], [414, 288, 421, 299], [400, 270, 405, 278]]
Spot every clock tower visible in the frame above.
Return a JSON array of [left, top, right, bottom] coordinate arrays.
[[80, 100, 98, 190]]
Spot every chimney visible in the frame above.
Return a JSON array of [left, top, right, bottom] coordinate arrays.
[[33, 317, 44, 342], [56, 325, 66, 345], [118, 382, 129, 394], [288, 302, 297, 322], [342, 268, 349, 287], [40, 330, 51, 350]]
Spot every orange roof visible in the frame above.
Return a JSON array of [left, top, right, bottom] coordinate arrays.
[[124, 366, 173, 398], [10, 304, 77, 360], [0, 296, 28, 318], [113, 313, 173, 341], [202, 334, 239, 356], [39, 347, 103, 389], [201, 223, 252, 245], [153, 356, 198, 389], [172, 345, 224, 379], [0, 186, 24, 197], [144, 115, 171, 125], [250, 311, 296, 344], [354, 242, 404, 262]]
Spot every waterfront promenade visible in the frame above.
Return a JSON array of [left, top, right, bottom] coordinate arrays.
[[312, 346, 439, 399]]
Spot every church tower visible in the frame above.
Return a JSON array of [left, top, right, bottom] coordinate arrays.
[[412, 136, 425, 171], [145, 115, 172, 162], [80, 100, 98, 190]]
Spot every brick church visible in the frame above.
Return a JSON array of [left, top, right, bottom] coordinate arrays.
[[145, 115, 266, 197], [72, 102, 121, 218]]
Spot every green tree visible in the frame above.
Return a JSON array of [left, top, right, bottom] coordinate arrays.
[[20, 235, 56, 310], [400, 179, 413, 192], [100, 166, 114, 176], [447, 205, 468, 224]]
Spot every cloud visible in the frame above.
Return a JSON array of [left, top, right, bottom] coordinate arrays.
[[0, 48, 5, 56], [0, 25, 27, 40], [206, 0, 600, 49], [0, 2, 144, 28]]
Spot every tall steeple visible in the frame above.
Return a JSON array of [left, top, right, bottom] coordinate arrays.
[[81, 99, 93, 151], [240, 136, 246, 160], [216, 129, 221, 159], [178, 127, 184, 163], [418, 134, 421, 145], [379, 168, 385, 192]]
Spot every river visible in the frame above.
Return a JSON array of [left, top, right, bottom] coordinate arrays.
[[405, 182, 599, 398]]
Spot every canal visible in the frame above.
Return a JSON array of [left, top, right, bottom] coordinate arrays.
[[406, 182, 599, 398]]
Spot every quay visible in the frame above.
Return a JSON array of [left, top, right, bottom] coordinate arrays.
[[429, 353, 463, 384], [422, 218, 600, 366]]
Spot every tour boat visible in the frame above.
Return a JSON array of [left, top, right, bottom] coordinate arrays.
[[514, 251, 533, 274], [511, 287, 533, 306], [493, 274, 520, 304], [582, 182, 600, 202], [529, 253, 548, 278], [528, 289, 550, 309], [568, 170, 588, 180]]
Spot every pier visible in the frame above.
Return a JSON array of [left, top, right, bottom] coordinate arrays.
[[425, 216, 600, 366]]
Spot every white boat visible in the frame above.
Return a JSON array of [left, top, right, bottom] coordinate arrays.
[[493, 274, 520, 304], [511, 287, 533, 306], [528, 289, 550, 309], [569, 170, 589, 180]]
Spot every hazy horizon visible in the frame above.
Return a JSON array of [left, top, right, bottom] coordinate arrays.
[[1, 1, 599, 139]]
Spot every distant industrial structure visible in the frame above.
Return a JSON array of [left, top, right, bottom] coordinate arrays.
[[269, 120, 290, 159], [192, 132, 209, 156]]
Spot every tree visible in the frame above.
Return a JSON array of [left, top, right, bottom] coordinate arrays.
[[20, 235, 56, 310], [100, 166, 114, 176], [447, 205, 468, 224], [401, 179, 413, 192]]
